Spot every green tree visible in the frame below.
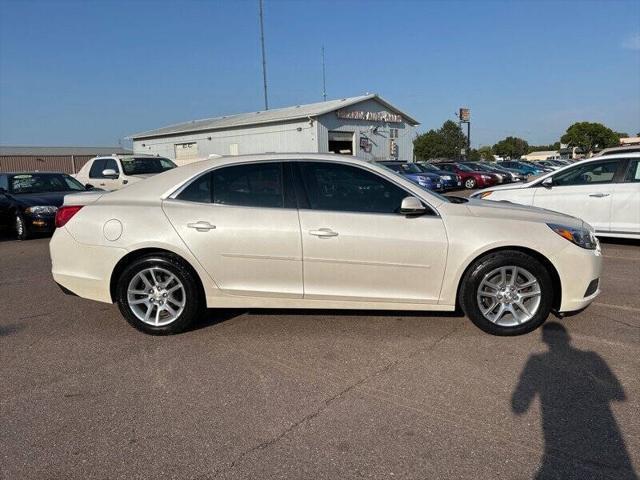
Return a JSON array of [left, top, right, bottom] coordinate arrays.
[[493, 136, 529, 159], [414, 120, 467, 160], [527, 142, 560, 153], [477, 146, 495, 161], [560, 122, 619, 155], [467, 149, 481, 161]]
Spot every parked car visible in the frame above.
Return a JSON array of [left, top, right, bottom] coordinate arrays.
[[377, 161, 443, 191], [472, 152, 640, 239], [498, 161, 544, 177], [478, 162, 526, 182], [51, 153, 602, 336], [536, 160, 563, 171], [415, 162, 462, 190], [459, 162, 511, 184], [437, 162, 500, 189], [74, 154, 176, 191], [0, 172, 93, 240]]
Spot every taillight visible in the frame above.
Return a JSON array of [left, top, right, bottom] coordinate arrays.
[[55, 205, 83, 228]]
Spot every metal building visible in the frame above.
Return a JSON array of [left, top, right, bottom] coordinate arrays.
[[129, 94, 419, 165], [0, 146, 130, 174]]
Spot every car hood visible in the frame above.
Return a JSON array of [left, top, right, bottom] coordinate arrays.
[[127, 173, 159, 180], [470, 181, 536, 197], [464, 197, 585, 230], [11, 191, 76, 208]]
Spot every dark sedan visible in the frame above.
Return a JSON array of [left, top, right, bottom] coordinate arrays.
[[0, 172, 92, 240], [415, 162, 462, 190]]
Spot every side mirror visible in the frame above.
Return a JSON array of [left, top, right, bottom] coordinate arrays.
[[400, 196, 426, 215], [85, 184, 94, 191], [102, 168, 118, 178], [541, 177, 553, 188]]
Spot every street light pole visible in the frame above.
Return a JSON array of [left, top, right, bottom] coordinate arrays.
[[259, 0, 269, 110]]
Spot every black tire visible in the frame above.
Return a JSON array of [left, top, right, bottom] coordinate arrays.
[[115, 254, 203, 335], [459, 250, 553, 336], [15, 213, 29, 241], [464, 178, 476, 189]]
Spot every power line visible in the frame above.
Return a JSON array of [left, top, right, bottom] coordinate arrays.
[[259, 0, 268, 110]]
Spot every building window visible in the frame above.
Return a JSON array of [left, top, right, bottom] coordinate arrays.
[[390, 128, 399, 139]]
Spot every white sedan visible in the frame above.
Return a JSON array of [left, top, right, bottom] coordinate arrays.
[[472, 152, 640, 239], [50, 154, 602, 336]]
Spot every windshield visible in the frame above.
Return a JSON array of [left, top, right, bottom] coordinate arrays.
[[399, 163, 423, 174], [121, 157, 176, 175], [417, 163, 439, 172], [455, 163, 475, 172], [9, 173, 86, 194]]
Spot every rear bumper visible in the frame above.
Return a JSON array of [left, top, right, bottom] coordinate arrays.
[[25, 214, 56, 234], [550, 243, 603, 313], [50, 227, 126, 304]]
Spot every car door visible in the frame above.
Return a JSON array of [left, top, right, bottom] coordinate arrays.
[[610, 159, 640, 235], [532, 159, 620, 232], [295, 161, 448, 304], [162, 161, 303, 298]]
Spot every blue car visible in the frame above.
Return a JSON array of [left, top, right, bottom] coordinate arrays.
[[415, 162, 462, 190], [378, 161, 443, 191], [498, 161, 543, 176]]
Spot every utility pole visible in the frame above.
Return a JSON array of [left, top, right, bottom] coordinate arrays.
[[259, 0, 269, 110], [321, 46, 327, 101]]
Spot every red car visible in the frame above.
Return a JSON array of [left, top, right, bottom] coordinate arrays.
[[437, 162, 500, 189]]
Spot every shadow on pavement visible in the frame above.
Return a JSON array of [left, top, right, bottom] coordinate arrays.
[[512, 322, 637, 480]]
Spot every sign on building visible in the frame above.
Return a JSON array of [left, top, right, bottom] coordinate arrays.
[[336, 110, 403, 123]]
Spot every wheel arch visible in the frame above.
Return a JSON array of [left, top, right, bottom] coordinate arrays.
[[455, 246, 562, 312], [109, 247, 206, 304]]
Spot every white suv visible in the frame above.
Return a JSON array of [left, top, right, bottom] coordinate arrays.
[[74, 154, 176, 191], [472, 153, 640, 239]]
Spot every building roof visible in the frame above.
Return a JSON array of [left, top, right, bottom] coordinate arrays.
[[129, 94, 420, 140], [0, 146, 131, 156], [525, 150, 558, 156]]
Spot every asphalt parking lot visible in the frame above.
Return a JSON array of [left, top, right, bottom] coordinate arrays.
[[1, 231, 639, 479]]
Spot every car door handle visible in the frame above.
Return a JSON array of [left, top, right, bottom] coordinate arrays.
[[187, 221, 216, 232], [309, 228, 339, 238], [589, 193, 610, 198]]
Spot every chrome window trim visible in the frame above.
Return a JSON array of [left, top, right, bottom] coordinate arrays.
[[166, 158, 442, 217]]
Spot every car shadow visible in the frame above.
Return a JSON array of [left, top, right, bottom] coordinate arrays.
[[188, 308, 464, 332], [511, 322, 637, 479]]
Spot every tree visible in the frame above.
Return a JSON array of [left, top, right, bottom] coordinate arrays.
[[414, 120, 467, 160], [467, 149, 481, 161], [493, 136, 529, 159], [527, 142, 560, 153], [560, 122, 619, 155], [477, 146, 495, 161]]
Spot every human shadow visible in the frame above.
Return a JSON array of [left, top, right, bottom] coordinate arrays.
[[512, 322, 637, 479]]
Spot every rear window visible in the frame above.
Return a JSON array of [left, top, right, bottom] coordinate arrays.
[[8, 173, 85, 194], [121, 157, 176, 175]]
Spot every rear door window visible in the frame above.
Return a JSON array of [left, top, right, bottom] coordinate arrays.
[[623, 160, 640, 183]]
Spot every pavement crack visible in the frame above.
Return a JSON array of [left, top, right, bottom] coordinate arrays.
[[200, 325, 460, 480]]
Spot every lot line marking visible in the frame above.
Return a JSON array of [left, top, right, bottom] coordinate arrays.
[[593, 302, 640, 313]]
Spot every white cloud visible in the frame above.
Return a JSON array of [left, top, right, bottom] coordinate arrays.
[[622, 32, 640, 50]]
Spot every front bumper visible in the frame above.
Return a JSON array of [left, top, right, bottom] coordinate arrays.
[[550, 242, 603, 313]]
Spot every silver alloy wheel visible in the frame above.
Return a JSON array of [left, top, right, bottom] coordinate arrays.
[[476, 266, 542, 327], [127, 267, 186, 326], [465, 179, 475, 188], [16, 215, 24, 237]]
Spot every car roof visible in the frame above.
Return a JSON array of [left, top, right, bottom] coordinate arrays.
[[2, 171, 67, 175]]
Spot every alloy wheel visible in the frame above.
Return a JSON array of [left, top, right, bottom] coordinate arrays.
[[127, 267, 186, 326], [476, 266, 541, 326]]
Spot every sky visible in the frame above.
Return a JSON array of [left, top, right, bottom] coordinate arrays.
[[0, 0, 639, 148]]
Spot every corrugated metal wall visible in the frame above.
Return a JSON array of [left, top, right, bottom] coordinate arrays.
[[0, 155, 93, 174]]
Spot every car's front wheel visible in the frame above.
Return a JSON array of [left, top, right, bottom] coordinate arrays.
[[115, 254, 203, 335], [460, 251, 553, 336], [464, 178, 476, 189]]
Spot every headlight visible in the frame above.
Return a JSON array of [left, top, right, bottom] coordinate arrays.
[[481, 175, 491, 180], [547, 223, 599, 250], [479, 191, 493, 198], [442, 175, 451, 180], [25, 206, 58, 215]]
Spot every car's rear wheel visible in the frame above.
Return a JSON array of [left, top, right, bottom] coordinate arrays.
[[116, 254, 203, 335], [464, 178, 476, 189], [460, 251, 553, 336], [15, 213, 29, 240]]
